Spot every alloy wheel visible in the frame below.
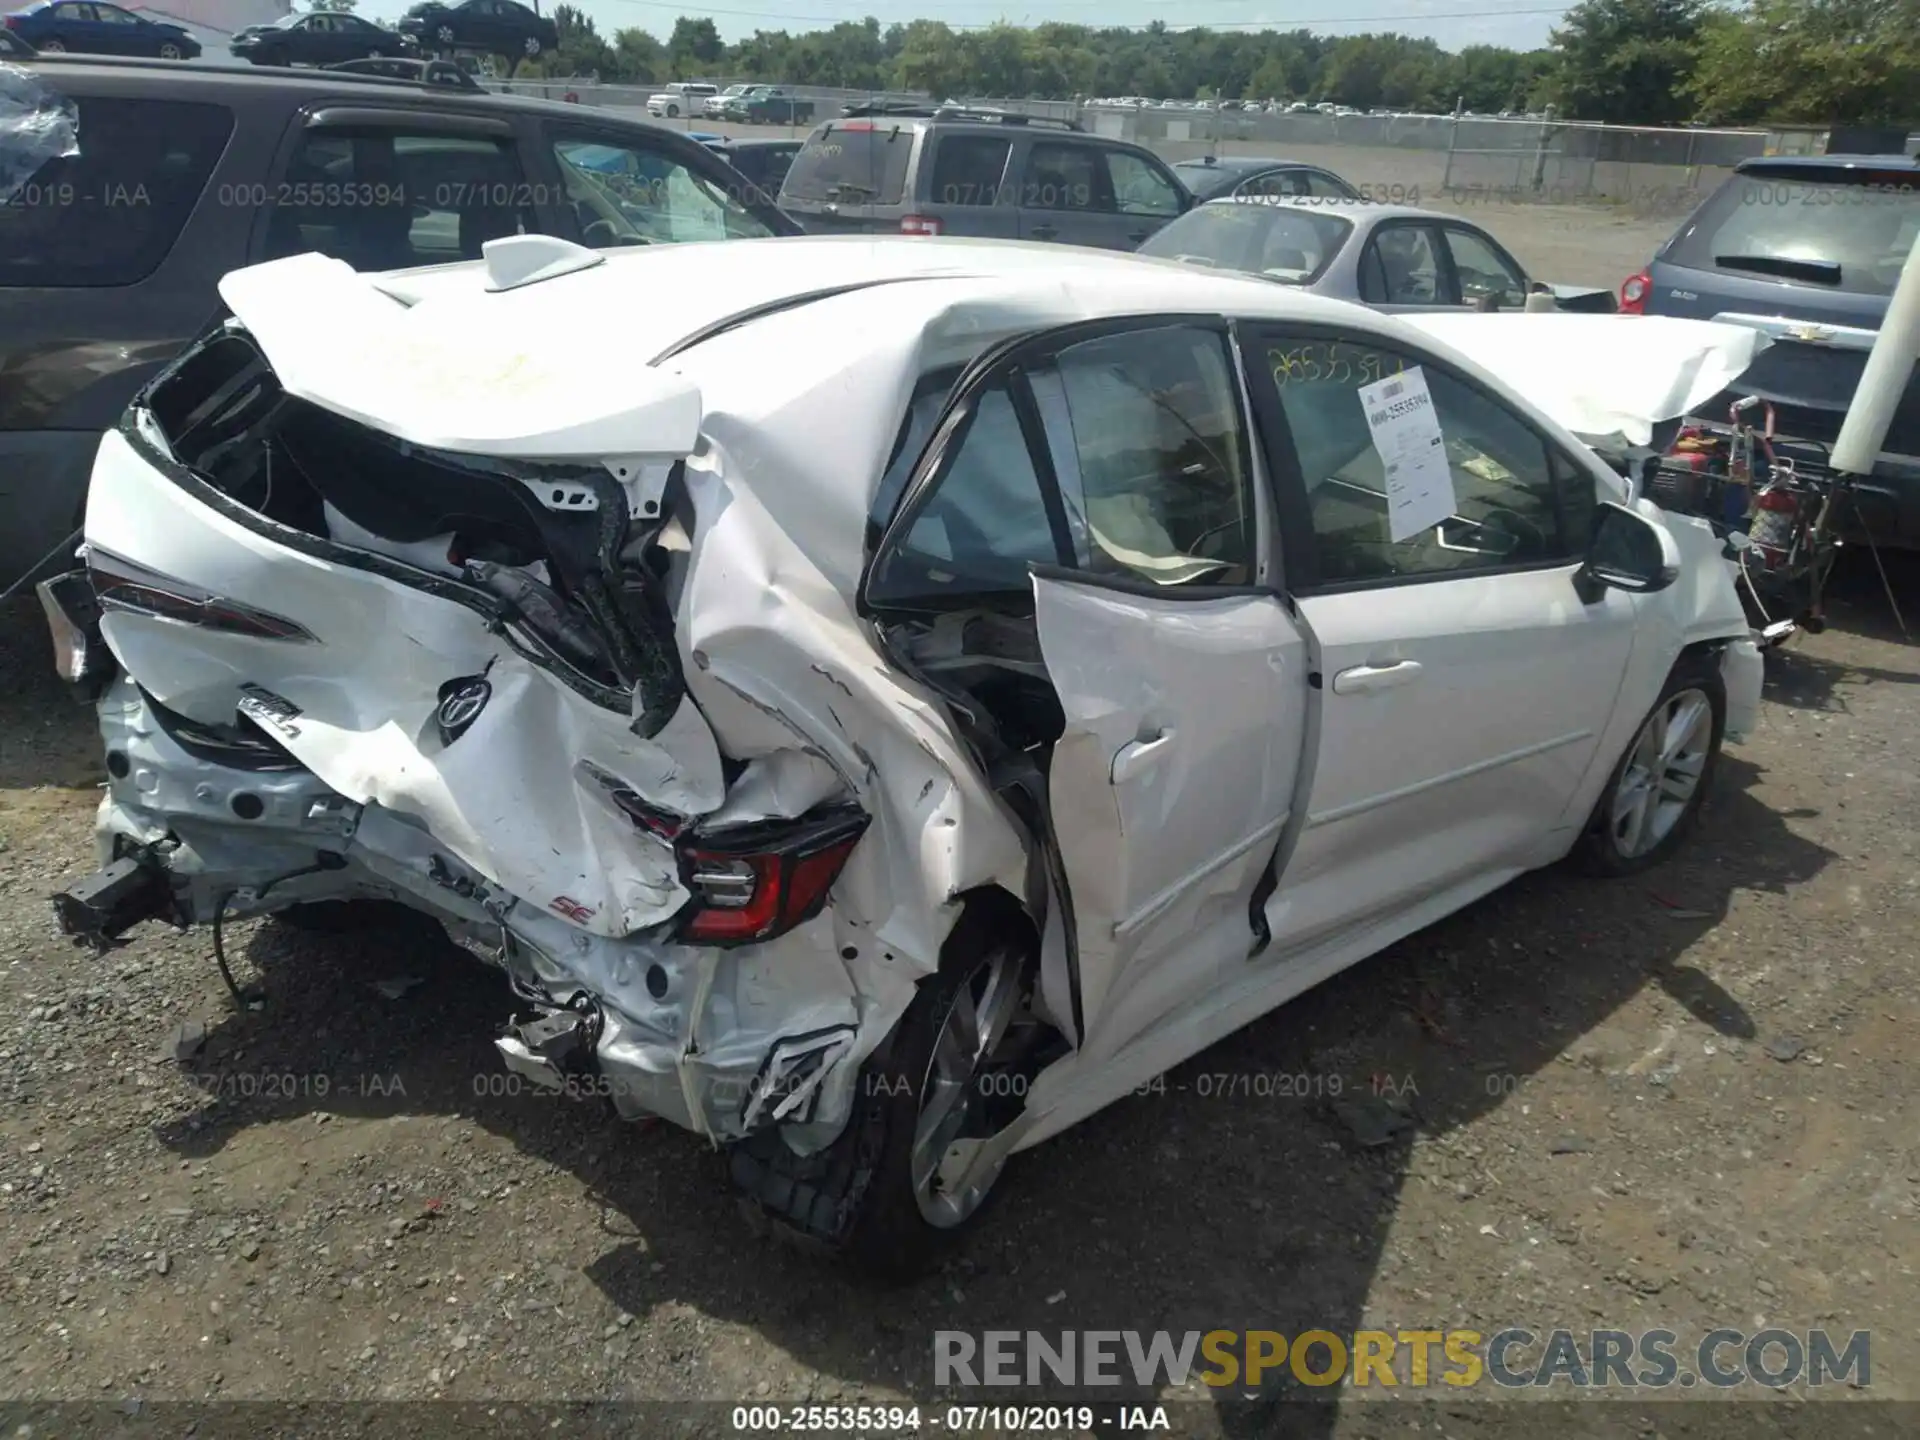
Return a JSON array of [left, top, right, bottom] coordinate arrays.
[[1609, 687, 1711, 859], [910, 947, 1023, 1229], [159, 42, 182, 58]]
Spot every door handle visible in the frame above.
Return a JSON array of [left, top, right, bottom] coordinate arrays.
[[1111, 730, 1174, 785], [1331, 660, 1422, 695], [1030, 224, 1058, 240]]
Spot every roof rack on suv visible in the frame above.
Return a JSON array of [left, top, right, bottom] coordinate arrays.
[[835, 101, 1083, 131]]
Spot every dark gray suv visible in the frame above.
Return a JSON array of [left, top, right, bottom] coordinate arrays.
[[0, 54, 797, 595], [776, 104, 1192, 248]]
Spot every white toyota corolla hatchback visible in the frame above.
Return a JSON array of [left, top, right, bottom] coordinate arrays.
[[43, 234, 1767, 1276]]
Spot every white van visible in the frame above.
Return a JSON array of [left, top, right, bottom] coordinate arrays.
[[646, 82, 718, 118]]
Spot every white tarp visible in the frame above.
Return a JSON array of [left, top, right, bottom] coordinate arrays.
[[1402, 313, 1774, 447]]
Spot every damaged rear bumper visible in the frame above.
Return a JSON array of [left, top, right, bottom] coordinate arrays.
[[54, 677, 895, 1146]]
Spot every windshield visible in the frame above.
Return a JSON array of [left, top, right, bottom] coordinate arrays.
[[1664, 166, 1920, 297], [1171, 162, 1240, 200], [1138, 201, 1353, 284], [781, 122, 914, 206]]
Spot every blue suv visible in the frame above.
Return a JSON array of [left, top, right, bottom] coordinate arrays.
[[1623, 154, 1920, 548]]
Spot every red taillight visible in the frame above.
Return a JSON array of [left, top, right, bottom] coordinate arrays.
[[1619, 271, 1651, 314], [900, 215, 943, 236], [678, 809, 867, 946]]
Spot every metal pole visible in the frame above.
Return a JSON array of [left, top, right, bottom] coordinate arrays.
[[1831, 226, 1920, 474], [1443, 99, 1460, 191]]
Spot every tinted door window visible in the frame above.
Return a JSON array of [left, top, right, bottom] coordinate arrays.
[[1024, 142, 1108, 212], [1358, 224, 1442, 304], [551, 134, 777, 244], [928, 135, 1011, 207], [0, 96, 232, 287], [1442, 225, 1527, 308], [262, 128, 529, 270], [1249, 331, 1590, 585]]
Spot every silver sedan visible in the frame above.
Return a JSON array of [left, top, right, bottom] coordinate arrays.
[[1137, 195, 1618, 313]]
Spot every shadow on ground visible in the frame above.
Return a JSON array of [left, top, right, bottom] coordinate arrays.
[[144, 741, 1836, 1435]]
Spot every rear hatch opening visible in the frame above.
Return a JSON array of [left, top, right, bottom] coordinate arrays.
[[132, 324, 687, 730]]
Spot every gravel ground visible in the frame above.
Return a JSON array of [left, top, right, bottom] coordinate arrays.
[[3, 544, 1918, 1431]]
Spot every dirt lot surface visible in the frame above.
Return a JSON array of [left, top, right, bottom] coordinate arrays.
[[4, 538, 1918, 1439]]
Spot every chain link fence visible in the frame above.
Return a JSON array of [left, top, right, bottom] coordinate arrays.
[[490, 81, 1782, 215]]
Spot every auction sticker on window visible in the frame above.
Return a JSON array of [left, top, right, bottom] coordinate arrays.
[[1358, 365, 1455, 543]]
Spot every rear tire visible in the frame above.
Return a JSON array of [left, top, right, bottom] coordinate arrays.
[[729, 918, 1037, 1281], [1571, 651, 1725, 876], [39, 37, 66, 51]]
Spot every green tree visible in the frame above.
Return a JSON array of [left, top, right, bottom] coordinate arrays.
[[1688, 0, 1920, 125], [667, 15, 723, 76], [1548, 0, 1708, 124]]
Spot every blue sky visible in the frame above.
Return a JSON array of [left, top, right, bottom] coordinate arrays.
[[355, 1, 1573, 55]]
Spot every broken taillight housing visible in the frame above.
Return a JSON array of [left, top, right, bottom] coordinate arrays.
[[676, 805, 868, 946]]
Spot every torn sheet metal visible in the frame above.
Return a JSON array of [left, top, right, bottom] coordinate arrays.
[[217, 252, 703, 462], [1403, 313, 1774, 446], [0, 62, 79, 204]]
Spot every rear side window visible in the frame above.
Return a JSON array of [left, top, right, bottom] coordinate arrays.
[[781, 123, 914, 206], [0, 96, 232, 288], [928, 135, 1011, 207], [262, 128, 532, 270], [1663, 167, 1920, 297]]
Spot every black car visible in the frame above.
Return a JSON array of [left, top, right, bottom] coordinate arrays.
[[326, 55, 481, 91], [722, 137, 801, 200], [1629, 154, 1920, 547], [397, 0, 556, 61], [1170, 153, 1362, 203], [0, 54, 799, 596], [230, 11, 414, 68]]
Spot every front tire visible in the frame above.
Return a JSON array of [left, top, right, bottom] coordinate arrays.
[[158, 41, 183, 58], [666, 103, 680, 117], [1572, 652, 1725, 876], [522, 34, 542, 56], [729, 927, 1036, 1280]]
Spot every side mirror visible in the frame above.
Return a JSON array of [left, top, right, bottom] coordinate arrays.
[[1574, 501, 1682, 602]]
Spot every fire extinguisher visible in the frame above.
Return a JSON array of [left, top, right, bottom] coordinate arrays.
[[1747, 481, 1799, 561]]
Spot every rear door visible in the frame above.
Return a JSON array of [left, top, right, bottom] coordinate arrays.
[[1014, 138, 1132, 249], [865, 319, 1308, 1064], [1648, 163, 1920, 460], [1239, 319, 1637, 949], [920, 132, 1017, 239]]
